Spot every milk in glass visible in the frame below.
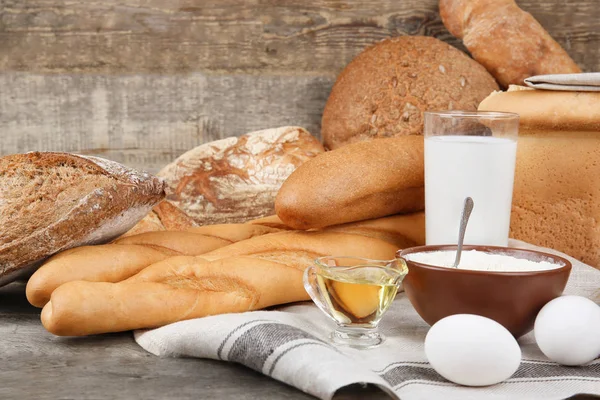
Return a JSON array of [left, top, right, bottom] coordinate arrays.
[[425, 135, 517, 246]]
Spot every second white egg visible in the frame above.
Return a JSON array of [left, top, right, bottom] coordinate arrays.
[[534, 295, 600, 366]]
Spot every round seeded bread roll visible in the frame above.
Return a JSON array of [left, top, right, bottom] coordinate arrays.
[[321, 36, 499, 149]]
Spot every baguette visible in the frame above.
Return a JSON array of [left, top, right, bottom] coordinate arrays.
[[275, 136, 425, 229], [246, 214, 295, 230], [26, 245, 175, 308], [196, 230, 399, 263], [439, 0, 581, 87], [246, 214, 427, 247], [41, 232, 399, 336], [113, 231, 233, 254], [26, 224, 281, 308], [185, 223, 281, 241], [42, 257, 306, 336], [323, 212, 425, 249]]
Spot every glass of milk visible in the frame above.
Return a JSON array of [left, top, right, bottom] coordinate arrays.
[[424, 111, 519, 246]]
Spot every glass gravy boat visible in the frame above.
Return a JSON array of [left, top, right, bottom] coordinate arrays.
[[303, 256, 408, 349]]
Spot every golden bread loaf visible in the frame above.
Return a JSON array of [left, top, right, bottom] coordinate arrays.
[[276, 136, 425, 229], [40, 231, 401, 336], [440, 0, 581, 87], [479, 89, 600, 268], [26, 224, 282, 308]]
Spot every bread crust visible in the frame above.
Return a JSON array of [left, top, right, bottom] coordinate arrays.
[[40, 231, 400, 336], [276, 136, 425, 229], [479, 90, 600, 268], [439, 0, 581, 87], [0, 152, 165, 285], [321, 36, 498, 149], [157, 126, 324, 226]]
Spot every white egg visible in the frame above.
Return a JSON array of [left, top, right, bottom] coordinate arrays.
[[424, 314, 521, 386], [534, 295, 600, 366]]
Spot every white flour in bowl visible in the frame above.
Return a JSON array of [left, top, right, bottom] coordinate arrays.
[[405, 250, 562, 272]]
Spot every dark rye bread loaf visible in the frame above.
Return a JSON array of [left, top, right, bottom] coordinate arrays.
[[321, 36, 499, 150], [0, 152, 165, 285]]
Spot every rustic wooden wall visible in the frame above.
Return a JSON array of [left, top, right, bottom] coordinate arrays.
[[1, 0, 598, 172]]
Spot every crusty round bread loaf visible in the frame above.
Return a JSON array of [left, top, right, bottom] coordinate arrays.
[[123, 126, 324, 235], [321, 36, 498, 150]]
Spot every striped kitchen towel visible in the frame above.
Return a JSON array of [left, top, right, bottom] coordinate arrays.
[[524, 72, 600, 91], [134, 240, 600, 400]]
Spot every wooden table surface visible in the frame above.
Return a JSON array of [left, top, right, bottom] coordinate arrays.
[[2, 281, 598, 400], [0, 282, 393, 399]]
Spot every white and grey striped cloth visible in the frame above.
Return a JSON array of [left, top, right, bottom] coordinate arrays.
[[135, 240, 600, 400], [525, 73, 600, 91]]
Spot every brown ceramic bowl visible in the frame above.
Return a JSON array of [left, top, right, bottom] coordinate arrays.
[[397, 245, 572, 338]]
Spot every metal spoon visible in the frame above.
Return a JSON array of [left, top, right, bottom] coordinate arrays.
[[451, 197, 474, 269]]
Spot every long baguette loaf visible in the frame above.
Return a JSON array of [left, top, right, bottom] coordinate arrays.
[[246, 214, 295, 230], [439, 0, 581, 87], [27, 213, 423, 310], [248, 213, 426, 248], [185, 224, 281, 242], [196, 230, 399, 263], [26, 244, 175, 308], [323, 212, 425, 249], [42, 257, 306, 336], [41, 232, 400, 336], [275, 136, 425, 229], [26, 224, 281, 308]]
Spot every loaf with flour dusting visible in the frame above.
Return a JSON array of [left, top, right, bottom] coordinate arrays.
[[124, 126, 325, 236], [0, 152, 164, 286]]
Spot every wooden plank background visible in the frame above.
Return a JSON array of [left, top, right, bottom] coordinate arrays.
[[1, 0, 598, 172]]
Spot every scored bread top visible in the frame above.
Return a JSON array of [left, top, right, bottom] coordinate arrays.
[[0, 152, 165, 283], [156, 126, 324, 226]]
